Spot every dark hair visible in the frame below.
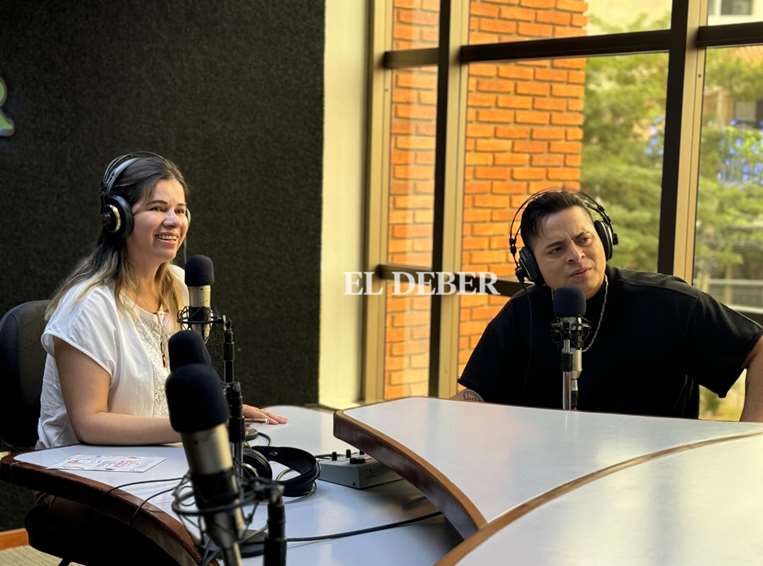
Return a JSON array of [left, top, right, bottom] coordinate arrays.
[[519, 190, 593, 250], [47, 154, 189, 319]]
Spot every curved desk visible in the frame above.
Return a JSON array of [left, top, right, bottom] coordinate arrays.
[[1, 405, 461, 565], [334, 397, 763, 563]]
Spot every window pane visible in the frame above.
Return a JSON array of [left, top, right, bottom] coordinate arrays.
[[694, 45, 763, 420], [458, 53, 667, 373], [383, 281, 431, 399], [393, 0, 440, 50], [388, 67, 437, 266], [468, 0, 671, 45]]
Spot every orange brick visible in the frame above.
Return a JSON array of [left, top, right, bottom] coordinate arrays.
[[412, 325, 430, 339], [535, 68, 568, 82], [521, 0, 555, 6], [529, 180, 563, 192], [552, 83, 584, 98], [566, 127, 583, 140], [531, 127, 566, 140], [392, 222, 431, 239], [515, 110, 550, 125], [463, 236, 491, 249], [490, 235, 511, 248], [568, 70, 585, 84], [470, 63, 498, 77], [397, 9, 438, 26], [393, 24, 420, 41], [417, 123, 437, 136], [393, 89, 417, 103], [408, 381, 429, 396], [498, 66, 534, 80], [410, 353, 430, 369], [470, 31, 499, 43], [552, 112, 583, 126], [389, 367, 428, 384], [391, 149, 413, 164], [531, 154, 564, 166], [475, 167, 510, 180], [397, 136, 435, 149], [492, 209, 516, 221], [386, 325, 408, 342], [517, 22, 553, 37], [477, 78, 514, 93], [481, 19, 518, 34], [497, 95, 532, 109], [416, 151, 435, 165], [476, 138, 511, 152], [556, 0, 587, 12], [499, 6, 535, 21], [390, 180, 414, 195], [394, 195, 433, 208], [536, 11, 571, 25], [477, 109, 515, 123], [566, 154, 582, 166], [469, 92, 496, 107], [495, 153, 530, 166], [421, 0, 438, 10], [470, 250, 506, 263], [470, 306, 503, 321], [420, 27, 439, 44], [389, 209, 414, 223], [394, 165, 433, 179], [392, 311, 430, 327], [567, 98, 584, 111], [472, 222, 508, 235], [415, 209, 433, 223], [414, 239, 432, 252], [460, 295, 489, 307], [512, 167, 546, 180], [471, 2, 500, 17], [396, 71, 437, 89], [515, 82, 551, 96], [393, 0, 419, 9], [388, 238, 413, 253], [514, 140, 547, 153], [419, 90, 437, 105], [464, 209, 492, 222], [553, 58, 586, 69], [392, 120, 415, 135], [466, 152, 493, 165], [554, 26, 583, 38], [467, 124, 495, 137], [496, 125, 530, 138], [534, 97, 567, 111], [389, 252, 431, 265], [383, 383, 409, 399], [493, 180, 529, 193], [547, 167, 580, 181], [460, 320, 492, 336], [396, 104, 437, 120], [549, 141, 581, 153], [571, 14, 588, 27]]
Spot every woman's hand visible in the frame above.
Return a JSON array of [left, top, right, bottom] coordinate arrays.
[[243, 404, 288, 424]]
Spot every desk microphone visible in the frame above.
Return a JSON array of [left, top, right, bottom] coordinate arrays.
[[168, 329, 212, 371], [166, 363, 244, 566], [184, 255, 215, 342], [552, 287, 588, 411]]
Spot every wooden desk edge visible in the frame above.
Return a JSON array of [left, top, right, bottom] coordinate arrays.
[[334, 408, 486, 538], [434, 429, 763, 565], [0, 451, 202, 566]]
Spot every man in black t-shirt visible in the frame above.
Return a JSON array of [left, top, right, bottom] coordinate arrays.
[[456, 190, 763, 421]]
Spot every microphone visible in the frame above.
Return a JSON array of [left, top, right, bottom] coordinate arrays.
[[184, 255, 215, 342], [168, 329, 212, 371], [166, 363, 244, 566], [552, 287, 588, 411]]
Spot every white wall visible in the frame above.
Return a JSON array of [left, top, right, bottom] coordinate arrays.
[[320, 0, 368, 408]]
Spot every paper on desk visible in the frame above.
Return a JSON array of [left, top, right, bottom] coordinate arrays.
[[49, 455, 166, 473]]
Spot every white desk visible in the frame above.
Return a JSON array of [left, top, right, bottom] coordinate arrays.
[[3, 406, 461, 565], [335, 397, 763, 564]]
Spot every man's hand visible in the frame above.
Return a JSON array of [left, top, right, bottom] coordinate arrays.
[[243, 405, 288, 424], [451, 388, 484, 402]]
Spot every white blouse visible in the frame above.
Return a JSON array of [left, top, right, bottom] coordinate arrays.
[[37, 266, 187, 448]]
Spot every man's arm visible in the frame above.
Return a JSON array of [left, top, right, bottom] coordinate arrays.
[[451, 388, 484, 402], [741, 336, 763, 422]]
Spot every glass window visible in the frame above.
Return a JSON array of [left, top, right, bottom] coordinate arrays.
[[721, 0, 753, 16], [468, 0, 671, 45], [457, 52, 667, 373], [393, 0, 440, 50], [694, 45, 763, 420]]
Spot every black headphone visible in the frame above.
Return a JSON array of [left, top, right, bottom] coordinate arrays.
[[100, 151, 186, 238], [243, 445, 320, 498], [508, 191, 618, 285]]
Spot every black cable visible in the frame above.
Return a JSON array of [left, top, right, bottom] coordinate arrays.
[[286, 511, 441, 543], [129, 485, 177, 527], [102, 476, 185, 497]]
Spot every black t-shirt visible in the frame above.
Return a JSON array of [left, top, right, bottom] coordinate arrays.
[[458, 266, 762, 418]]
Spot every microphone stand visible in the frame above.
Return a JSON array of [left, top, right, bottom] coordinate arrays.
[[552, 317, 587, 411], [222, 316, 246, 467]]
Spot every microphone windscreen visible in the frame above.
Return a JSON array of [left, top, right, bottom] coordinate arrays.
[[553, 287, 586, 317], [168, 330, 212, 371], [166, 363, 229, 433], [185, 255, 214, 286]]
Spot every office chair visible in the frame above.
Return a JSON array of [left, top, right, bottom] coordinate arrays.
[[0, 300, 178, 566]]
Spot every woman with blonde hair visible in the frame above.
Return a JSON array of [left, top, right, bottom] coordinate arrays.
[[38, 152, 283, 448]]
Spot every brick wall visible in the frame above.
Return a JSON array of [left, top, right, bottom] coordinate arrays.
[[384, 0, 588, 399]]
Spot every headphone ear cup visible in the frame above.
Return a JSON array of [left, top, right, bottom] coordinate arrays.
[[243, 446, 273, 480], [518, 247, 543, 285], [101, 195, 134, 238], [594, 220, 614, 260]]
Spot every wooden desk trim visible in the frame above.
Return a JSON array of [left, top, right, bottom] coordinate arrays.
[[334, 406, 486, 538], [0, 452, 201, 566], [435, 429, 763, 565]]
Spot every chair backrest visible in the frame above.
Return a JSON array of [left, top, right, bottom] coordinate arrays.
[[0, 300, 49, 449]]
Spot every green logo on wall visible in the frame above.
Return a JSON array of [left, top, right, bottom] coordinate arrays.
[[0, 77, 15, 137]]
